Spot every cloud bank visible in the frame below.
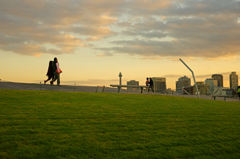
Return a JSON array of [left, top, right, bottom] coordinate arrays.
[[0, 0, 239, 59]]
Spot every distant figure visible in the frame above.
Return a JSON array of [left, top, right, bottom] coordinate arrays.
[[51, 57, 62, 86], [238, 86, 240, 99], [149, 78, 154, 92], [44, 61, 54, 84], [146, 77, 149, 92], [146, 78, 149, 86]]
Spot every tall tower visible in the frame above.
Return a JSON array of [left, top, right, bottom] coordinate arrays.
[[119, 72, 122, 85], [229, 72, 238, 89], [212, 74, 223, 87]]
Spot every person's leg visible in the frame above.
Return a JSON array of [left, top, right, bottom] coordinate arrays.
[[51, 74, 55, 83], [51, 72, 58, 84], [50, 74, 54, 81], [44, 76, 51, 84], [57, 74, 60, 85], [151, 86, 154, 92]]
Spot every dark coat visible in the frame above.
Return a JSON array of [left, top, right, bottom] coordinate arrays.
[[149, 79, 153, 86], [52, 59, 58, 73], [47, 61, 54, 77]]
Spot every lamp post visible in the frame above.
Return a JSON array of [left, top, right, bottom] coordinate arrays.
[[119, 72, 122, 85], [179, 58, 200, 98]]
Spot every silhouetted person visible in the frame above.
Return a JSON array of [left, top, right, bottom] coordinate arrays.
[[149, 78, 154, 92], [44, 61, 54, 84], [51, 57, 62, 86], [146, 78, 149, 86]]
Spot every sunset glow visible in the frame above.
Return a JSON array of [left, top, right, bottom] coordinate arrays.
[[0, 0, 239, 89]]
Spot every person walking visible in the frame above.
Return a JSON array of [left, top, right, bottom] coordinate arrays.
[[149, 78, 154, 92], [237, 86, 240, 100], [146, 77, 149, 92], [146, 78, 149, 86], [44, 61, 54, 84], [51, 57, 62, 86]]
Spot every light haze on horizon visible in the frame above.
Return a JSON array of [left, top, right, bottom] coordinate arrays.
[[0, 0, 239, 89]]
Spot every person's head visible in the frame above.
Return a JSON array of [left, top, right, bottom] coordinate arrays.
[[54, 57, 58, 62], [49, 61, 53, 66], [146, 78, 148, 80], [150, 78, 152, 81]]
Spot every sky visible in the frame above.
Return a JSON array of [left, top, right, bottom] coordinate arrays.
[[0, 0, 240, 89]]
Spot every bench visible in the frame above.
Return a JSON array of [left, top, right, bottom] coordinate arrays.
[[110, 85, 149, 94], [211, 95, 229, 101]]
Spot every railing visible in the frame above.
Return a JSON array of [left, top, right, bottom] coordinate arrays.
[[96, 85, 105, 92]]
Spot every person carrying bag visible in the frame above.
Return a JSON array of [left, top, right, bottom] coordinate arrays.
[[51, 57, 62, 86]]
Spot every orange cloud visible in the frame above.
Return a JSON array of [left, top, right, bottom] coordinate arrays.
[[0, 0, 239, 59]]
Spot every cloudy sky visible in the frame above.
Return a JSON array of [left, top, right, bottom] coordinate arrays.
[[0, 0, 239, 89]]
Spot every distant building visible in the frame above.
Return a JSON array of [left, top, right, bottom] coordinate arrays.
[[176, 81, 183, 93], [166, 88, 175, 94], [151, 77, 166, 93], [196, 82, 204, 85], [204, 78, 218, 93], [229, 72, 238, 89], [176, 76, 191, 94], [183, 83, 209, 95], [212, 74, 223, 87], [127, 80, 139, 91], [222, 88, 238, 96], [193, 83, 209, 95]]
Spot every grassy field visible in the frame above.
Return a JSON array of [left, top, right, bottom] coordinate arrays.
[[0, 89, 240, 159]]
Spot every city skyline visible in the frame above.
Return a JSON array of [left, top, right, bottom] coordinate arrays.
[[175, 73, 239, 89], [0, 0, 239, 89]]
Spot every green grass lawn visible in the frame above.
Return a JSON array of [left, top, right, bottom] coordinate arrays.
[[0, 89, 240, 159]]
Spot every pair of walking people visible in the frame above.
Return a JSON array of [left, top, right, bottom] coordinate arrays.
[[146, 77, 154, 92], [44, 57, 62, 86]]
